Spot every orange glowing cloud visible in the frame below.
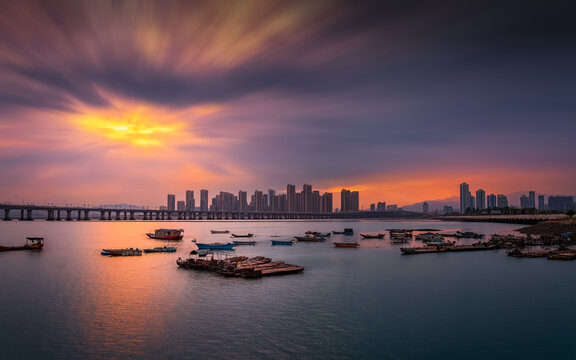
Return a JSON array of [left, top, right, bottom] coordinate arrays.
[[68, 92, 222, 148]]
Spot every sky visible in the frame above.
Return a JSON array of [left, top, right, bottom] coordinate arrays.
[[0, 0, 574, 208]]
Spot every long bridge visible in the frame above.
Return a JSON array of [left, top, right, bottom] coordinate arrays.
[[0, 203, 420, 221]]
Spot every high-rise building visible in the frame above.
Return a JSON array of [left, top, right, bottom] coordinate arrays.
[[167, 194, 176, 211], [520, 194, 529, 209], [238, 190, 247, 211], [287, 184, 296, 212], [177, 201, 186, 212], [303, 184, 312, 213], [252, 190, 263, 212], [459, 182, 473, 213], [548, 196, 575, 211], [268, 189, 275, 211], [350, 191, 359, 211], [528, 191, 535, 209], [422, 202, 429, 215], [185, 190, 195, 211], [538, 195, 545, 210], [312, 190, 320, 213], [476, 189, 486, 210], [340, 189, 350, 212], [377, 202, 386, 211], [487, 194, 497, 208], [200, 190, 208, 211], [387, 204, 398, 211], [279, 194, 287, 212], [497, 194, 508, 208], [321, 192, 333, 213]]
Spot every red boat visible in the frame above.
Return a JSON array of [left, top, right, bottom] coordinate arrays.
[[146, 229, 184, 240], [0, 237, 44, 251]]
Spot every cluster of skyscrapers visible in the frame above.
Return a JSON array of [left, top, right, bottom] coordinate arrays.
[[164, 185, 365, 213], [460, 182, 575, 213]]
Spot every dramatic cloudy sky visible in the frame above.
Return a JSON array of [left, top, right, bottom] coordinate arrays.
[[0, 0, 574, 208]]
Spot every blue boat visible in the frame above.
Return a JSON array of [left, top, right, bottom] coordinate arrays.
[[271, 239, 294, 246], [196, 242, 235, 250]]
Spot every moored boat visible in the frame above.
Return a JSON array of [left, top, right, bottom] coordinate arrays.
[[210, 230, 230, 234], [233, 240, 257, 245], [334, 242, 360, 248], [333, 228, 354, 235], [102, 248, 143, 256], [231, 233, 254, 238], [294, 235, 325, 242], [400, 246, 447, 254], [360, 233, 385, 239], [0, 237, 44, 252], [271, 239, 294, 245], [146, 229, 184, 240], [143, 246, 177, 253], [196, 242, 236, 250]]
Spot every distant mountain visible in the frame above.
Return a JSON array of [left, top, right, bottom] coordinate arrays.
[[401, 196, 459, 212]]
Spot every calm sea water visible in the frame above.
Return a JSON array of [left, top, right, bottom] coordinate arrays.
[[0, 219, 574, 360]]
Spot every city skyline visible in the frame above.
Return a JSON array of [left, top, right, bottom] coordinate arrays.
[[0, 1, 574, 207]]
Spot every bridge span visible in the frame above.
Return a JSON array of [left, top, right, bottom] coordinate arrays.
[[0, 204, 419, 221]]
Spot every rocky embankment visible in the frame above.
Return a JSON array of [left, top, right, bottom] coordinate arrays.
[[518, 218, 576, 235]]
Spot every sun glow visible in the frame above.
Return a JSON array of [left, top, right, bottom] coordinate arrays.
[[70, 95, 222, 147]]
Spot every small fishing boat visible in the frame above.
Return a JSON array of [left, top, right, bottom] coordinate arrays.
[[400, 246, 447, 255], [294, 235, 325, 242], [196, 242, 236, 250], [210, 230, 230, 234], [332, 228, 354, 235], [143, 246, 177, 253], [102, 248, 143, 256], [306, 231, 331, 237], [233, 240, 257, 245], [334, 242, 360, 248], [360, 233, 385, 239], [271, 239, 294, 245], [0, 237, 44, 251], [231, 233, 254, 238], [146, 229, 184, 240]]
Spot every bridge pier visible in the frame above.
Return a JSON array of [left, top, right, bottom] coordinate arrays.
[[66, 210, 72, 221], [47, 210, 54, 221], [83, 210, 90, 220], [4, 209, 11, 221], [130, 211, 135, 220], [26, 209, 33, 221]]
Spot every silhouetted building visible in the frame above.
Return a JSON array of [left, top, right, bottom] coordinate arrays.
[[460, 182, 474, 213], [548, 196, 574, 211], [497, 194, 508, 208], [167, 194, 176, 211], [350, 191, 359, 211], [538, 195, 546, 210], [251, 190, 263, 212], [487, 194, 497, 208], [377, 202, 386, 211], [238, 190, 247, 211], [422, 202, 429, 215], [287, 184, 296, 212], [303, 184, 312, 213], [268, 189, 275, 211], [387, 204, 398, 211], [528, 191, 535, 209], [476, 189, 486, 210], [177, 201, 186, 212], [279, 194, 287, 212], [200, 189, 208, 211], [520, 194, 529, 209], [321, 192, 333, 213], [185, 190, 195, 211]]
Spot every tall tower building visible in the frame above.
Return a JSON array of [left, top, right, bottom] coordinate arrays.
[[238, 190, 247, 211], [538, 195, 545, 210], [185, 190, 195, 211], [459, 183, 473, 213], [350, 191, 360, 211], [341, 189, 350, 212], [520, 194, 530, 209], [476, 189, 486, 210], [422, 201, 429, 215], [268, 189, 276, 211], [200, 189, 208, 211], [528, 191, 535, 209], [303, 184, 312, 213], [167, 194, 176, 211], [487, 194, 497, 208], [287, 184, 296, 212], [497, 194, 508, 208], [321, 192, 333, 213]]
